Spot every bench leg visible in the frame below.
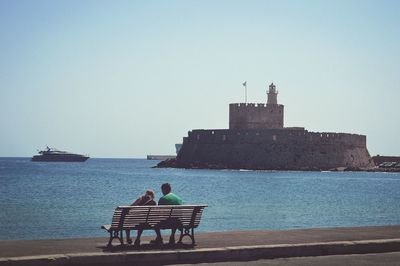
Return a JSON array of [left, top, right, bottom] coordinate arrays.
[[177, 228, 195, 245], [107, 232, 113, 247], [107, 230, 124, 247], [120, 230, 124, 245]]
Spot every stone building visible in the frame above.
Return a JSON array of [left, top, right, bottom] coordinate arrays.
[[159, 83, 374, 171], [229, 83, 284, 129]]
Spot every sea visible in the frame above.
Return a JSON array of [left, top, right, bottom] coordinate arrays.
[[1, 157, 400, 241]]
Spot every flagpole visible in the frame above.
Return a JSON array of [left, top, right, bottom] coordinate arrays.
[[245, 83, 247, 104], [243, 81, 247, 104]]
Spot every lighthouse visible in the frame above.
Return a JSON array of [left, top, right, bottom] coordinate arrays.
[[267, 83, 278, 105]]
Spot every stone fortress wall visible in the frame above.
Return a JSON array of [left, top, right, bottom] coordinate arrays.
[[184, 128, 366, 148], [229, 103, 284, 129], [177, 128, 372, 170]]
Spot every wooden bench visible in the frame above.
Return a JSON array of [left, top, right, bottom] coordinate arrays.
[[101, 205, 207, 246]]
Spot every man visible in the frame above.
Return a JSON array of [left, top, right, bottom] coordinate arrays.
[[158, 183, 182, 205], [151, 183, 182, 244]]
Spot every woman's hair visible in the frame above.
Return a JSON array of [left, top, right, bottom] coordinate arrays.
[[145, 189, 155, 199]]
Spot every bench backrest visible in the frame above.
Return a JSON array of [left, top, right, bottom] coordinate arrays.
[[109, 205, 207, 230]]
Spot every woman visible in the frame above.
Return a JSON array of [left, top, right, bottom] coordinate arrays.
[[131, 189, 156, 206], [126, 189, 156, 246]]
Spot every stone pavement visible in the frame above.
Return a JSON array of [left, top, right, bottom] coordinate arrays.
[[1, 225, 400, 265]]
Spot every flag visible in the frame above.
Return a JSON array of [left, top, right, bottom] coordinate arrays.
[[242, 81, 247, 87]]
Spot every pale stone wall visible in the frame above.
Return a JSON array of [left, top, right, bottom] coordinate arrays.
[[229, 103, 284, 129], [177, 128, 373, 170]]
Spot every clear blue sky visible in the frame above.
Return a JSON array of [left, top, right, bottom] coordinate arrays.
[[1, 0, 399, 158]]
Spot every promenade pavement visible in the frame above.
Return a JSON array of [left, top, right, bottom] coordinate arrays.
[[174, 252, 400, 266], [1, 225, 400, 265]]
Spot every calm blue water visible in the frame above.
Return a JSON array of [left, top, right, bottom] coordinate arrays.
[[1, 157, 400, 240]]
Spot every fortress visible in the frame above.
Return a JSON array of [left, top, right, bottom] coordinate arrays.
[[159, 83, 374, 170]]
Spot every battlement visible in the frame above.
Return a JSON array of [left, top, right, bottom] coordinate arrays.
[[231, 103, 283, 108], [184, 128, 367, 148], [233, 103, 277, 108]]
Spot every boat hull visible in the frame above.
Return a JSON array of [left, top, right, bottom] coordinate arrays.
[[31, 155, 89, 162]]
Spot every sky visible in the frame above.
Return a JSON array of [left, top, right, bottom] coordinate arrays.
[[0, 0, 399, 158]]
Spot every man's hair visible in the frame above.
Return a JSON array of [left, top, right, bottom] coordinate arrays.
[[161, 183, 171, 194]]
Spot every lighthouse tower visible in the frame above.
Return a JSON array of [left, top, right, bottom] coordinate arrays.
[[229, 82, 284, 129], [267, 83, 278, 105]]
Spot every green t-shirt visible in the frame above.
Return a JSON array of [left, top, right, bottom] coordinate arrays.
[[158, 193, 183, 205]]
